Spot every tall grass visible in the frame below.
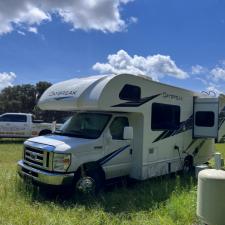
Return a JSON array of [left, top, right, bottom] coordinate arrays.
[[0, 139, 215, 225]]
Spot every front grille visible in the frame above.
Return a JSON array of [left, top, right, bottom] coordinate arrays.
[[24, 146, 51, 170]]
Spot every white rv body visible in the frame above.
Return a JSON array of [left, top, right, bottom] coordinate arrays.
[[18, 74, 220, 186]]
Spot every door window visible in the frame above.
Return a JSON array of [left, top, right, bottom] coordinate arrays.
[[109, 117, 129, 140], [195, 111, 215, 127]]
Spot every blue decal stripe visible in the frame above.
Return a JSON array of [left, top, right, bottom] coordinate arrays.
[[99, 145, 130, 165], [54, 96, 74, 100]]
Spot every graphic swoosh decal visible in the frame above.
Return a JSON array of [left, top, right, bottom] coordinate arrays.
[[98, 145, 130, 165], [112, 94, 161, 107], [54, 96, 74, 100], [152, 115, 193, 143]]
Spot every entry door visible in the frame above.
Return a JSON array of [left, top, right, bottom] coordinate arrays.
[[193, 97, 219, 138], [103, 116, 132, 178]]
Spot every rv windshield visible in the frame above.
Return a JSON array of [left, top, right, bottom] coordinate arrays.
[[55, 113, 111, 139]]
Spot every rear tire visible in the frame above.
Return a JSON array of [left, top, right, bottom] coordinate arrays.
[[183, 155, 194, 174]]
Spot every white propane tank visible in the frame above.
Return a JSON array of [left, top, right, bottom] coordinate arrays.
[[195, 164, 209, 178], [197, 169, 225, 225]]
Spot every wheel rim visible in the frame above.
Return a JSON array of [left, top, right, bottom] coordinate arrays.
[[76, 176, 96, 194]]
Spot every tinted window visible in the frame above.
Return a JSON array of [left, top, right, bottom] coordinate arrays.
[[119, 84, 141, 101], [151, 103, 180, 130], [0, 114, 27, 122], [110, 117, 129, 140], [195, 111, 215, 127]]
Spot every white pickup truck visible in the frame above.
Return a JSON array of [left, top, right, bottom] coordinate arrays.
[[0, 113, 57, 138]]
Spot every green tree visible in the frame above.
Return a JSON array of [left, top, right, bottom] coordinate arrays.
[[0, 81, 72, 123]]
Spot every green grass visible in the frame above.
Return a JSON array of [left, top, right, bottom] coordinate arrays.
[[215, 144, 225, 159], [1, 140, 224, 225]]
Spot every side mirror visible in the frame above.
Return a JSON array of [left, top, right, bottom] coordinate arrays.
[[51, 121, 57, 133], [123, 126, 133, 140]]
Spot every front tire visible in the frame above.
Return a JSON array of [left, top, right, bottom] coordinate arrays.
[[75, 168, 105, 194], [86, 169, 105, 193]]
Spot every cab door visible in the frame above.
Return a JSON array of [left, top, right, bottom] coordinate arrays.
[[102, 116, 132, 178], [193, 97, 219, 138], [0, 114, 10, 137], [0, 114, 28, 137]]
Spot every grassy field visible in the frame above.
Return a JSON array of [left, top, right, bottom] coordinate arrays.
[[0, 140, 224, 225]]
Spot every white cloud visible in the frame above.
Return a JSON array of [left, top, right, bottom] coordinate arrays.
[[210, 66, 225, 82], [93, 49, 188, 81], [191, 62, 225, 95], [0, 1, 50, 35], [191, 65, 207, 75], [194, 77, 208, 85], [0, 0, 134, 35], [0, 72, 16, 91], [206, 82, 222, 96], [17, 30, 25, 36], [28, 26, 38, 34], [128, 16, 138, 24]]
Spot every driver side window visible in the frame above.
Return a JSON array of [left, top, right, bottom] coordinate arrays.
[[109, 117, 129, 140], [0, 115, 7, 122]]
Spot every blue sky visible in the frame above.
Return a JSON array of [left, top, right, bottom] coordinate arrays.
[[0, 0, 225, 94]]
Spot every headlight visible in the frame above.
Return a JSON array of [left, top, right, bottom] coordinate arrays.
[[53, 153, 71, 172]]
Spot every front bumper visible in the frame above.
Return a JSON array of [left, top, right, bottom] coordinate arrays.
[[17, 160, 74, 186]]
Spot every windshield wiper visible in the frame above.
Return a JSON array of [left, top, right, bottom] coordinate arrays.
[[53, 130, 85, 138], [68, 131, 88, 138], [54, 130, 96, 139], [53, 130, 62, 135], [53, 130, 73, 137]]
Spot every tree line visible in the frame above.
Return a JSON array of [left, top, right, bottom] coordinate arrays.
[[0, 82, 72, 123]]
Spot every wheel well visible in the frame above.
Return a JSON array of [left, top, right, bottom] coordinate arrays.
[[39, 129, 52, 136], [77, 162, 105, 180]]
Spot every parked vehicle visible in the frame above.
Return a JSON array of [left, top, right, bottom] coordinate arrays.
[[17, 74, 225, 192], [0, 113, 59, 138]]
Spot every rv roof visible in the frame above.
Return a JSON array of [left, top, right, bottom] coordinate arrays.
[[38, 73, 199, 111]]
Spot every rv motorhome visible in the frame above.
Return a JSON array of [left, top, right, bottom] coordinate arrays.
[[17, 74, 225, 192]]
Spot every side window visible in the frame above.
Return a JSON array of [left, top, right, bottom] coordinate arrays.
[[0, 115, 11, 122], [119, 84, 141, 101], [0, 116, 4, 122], [151, 103, 180, 130], [109, 117, 129, 140], [14, 115, 27, 122], [0, 114, 27, 122], [195, 111, 215, 127]]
